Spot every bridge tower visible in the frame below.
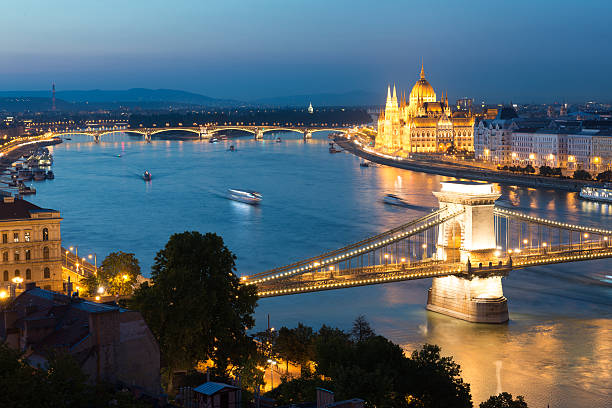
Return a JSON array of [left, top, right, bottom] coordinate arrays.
[[428, 181, 509, 323], [255, 129, 264, 140], [303, 130, 313, 139]]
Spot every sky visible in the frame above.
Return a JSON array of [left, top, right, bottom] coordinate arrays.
[[0, 0, 611, 103]]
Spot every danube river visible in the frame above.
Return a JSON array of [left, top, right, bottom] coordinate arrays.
[[33, 132, 611, 407]]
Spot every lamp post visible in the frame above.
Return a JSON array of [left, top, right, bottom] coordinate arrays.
[[267, 359, 277, 390], [88, 253, 97, 274]]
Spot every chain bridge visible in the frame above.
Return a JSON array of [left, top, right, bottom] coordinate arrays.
[[242, 181, 612, 323], [50, 124, 350, 142]]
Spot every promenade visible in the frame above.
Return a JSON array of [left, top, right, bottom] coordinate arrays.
[[336, 136, 599, 192]]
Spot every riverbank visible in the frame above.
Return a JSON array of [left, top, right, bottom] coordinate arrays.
[[0, 136, 62, 171], [336, 137, 598, 192]]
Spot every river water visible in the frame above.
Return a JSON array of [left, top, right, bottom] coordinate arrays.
[[31, 132, 611, 407]]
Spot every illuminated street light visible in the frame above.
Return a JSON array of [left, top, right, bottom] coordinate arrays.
[[97, 286, 105, 295], [0, 290, 8, 299]]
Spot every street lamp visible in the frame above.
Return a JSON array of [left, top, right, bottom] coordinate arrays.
[[88, 253, 98, 274], [267, 359, 277, 389]]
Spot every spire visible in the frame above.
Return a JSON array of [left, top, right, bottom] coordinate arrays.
[[387, 85, 391, 102], [420, 59, 425, 80], [392, 84, 397, 102]]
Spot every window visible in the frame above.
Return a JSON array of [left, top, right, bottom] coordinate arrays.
[[42, 228, 49, 241], [14, 251, 19, 261], [13, 232, 18, 243], [14, 269, 19, 277], [43, 267, 50, 279], [25, 250, 30, 260], [2, 252, 7, 262], [43, 247, 49, 259], [25, 269, 31, 280], [24, 232, 30, 242], [2, 270, 7, 281], [2, 234, 6, 244]]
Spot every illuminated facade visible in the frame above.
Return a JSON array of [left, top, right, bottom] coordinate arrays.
[[375, 64, 475, 154]]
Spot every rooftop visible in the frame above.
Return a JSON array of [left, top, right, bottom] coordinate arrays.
[[0, 197, 58, 221]]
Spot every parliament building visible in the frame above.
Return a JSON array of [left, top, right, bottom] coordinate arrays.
[[375, 64, 475, 154]]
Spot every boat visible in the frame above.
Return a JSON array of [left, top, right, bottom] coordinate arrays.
[[227, 189, 262, 205], [143, 171, 152, 181], [18, 184, 36, 195], [579, 185, 612, 203], [229, 145, 236, 152], [209, 137, 219, 144], [64, 137, 72, 140], [382, 194, 411, 207], [46, 170, 55, 180], [359, 161, 370, 167], [33, 169, 47, 181], [329, 142, 342, 153], [276, 137, 282, 143]]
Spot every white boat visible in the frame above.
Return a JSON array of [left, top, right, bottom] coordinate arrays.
[[579, 185, 612, 203], [227, 189, 262, 205], [383, 194, 410, 207]]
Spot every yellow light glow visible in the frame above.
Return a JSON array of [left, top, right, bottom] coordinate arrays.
[[0, 290, 7, 299]]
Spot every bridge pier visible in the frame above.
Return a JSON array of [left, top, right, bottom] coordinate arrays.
[[255, 129, 264, 140], [303, 130, 313, 139], [144, 131, 152, 143], [428, 181, 509, 323], [94, 134, 100, 143]]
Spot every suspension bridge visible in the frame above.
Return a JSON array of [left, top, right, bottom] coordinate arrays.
[[242, 181, 612, 323]]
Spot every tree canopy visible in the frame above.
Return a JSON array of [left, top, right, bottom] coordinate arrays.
[[480, 392, 529, 408], [129, 231, 258, 393], [81, 251, 141, 296]]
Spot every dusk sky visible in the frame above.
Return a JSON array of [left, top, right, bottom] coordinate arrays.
[[2, 0, 611, 103]]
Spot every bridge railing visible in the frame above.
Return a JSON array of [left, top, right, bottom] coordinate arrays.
[[245, 208, 464, 284]]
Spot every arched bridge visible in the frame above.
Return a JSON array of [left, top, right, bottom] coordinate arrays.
[[51, 124, 352, 142], [242, 181, 612, 323]]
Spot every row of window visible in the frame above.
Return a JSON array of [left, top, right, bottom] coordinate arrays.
[[1, 228, 49, 244], [1, 247, 50, 262], [3, 267, 51, 281]]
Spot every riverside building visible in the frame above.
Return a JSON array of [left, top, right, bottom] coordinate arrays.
[[375, 64, 475, 154], [0, 197, 63, 293]]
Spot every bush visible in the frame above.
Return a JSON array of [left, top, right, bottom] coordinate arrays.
[[596, 170, 612, 182], [573, 169, 592, 180]]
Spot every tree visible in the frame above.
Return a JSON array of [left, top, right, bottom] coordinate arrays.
[[82, 251, 141, 296], [538, 165, 552, 176], [129, 231, 258, 393], [573, 169, 592, 180], [406, 344, 472, 408], [350, 315, 375, 342], [596, 170, 612, 182], [480, 392, 528, 408]]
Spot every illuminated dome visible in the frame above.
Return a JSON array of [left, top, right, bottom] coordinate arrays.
[[409, 64, 436, 104]]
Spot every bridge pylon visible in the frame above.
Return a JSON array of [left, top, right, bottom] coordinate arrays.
[[255, 129, 264, 140], [428, 181, 509, 323], [303, 130, 313, 139]]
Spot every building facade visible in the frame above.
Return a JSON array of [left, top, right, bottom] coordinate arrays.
[[375, 64, 475, 154], [0, 197, 63, 293]]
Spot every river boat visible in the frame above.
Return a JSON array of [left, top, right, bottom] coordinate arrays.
[[276, 137, 282, 143], [33, 169, 47, 181], [46, 170, 55, 180], [18, 169, 33, 181], [360, 161, 370, 167], [18, 184, 36, 195], [382, 194, 411, 207], [143, 171, 152, 181], [229, 145, 236, 152], [209, 137, 219, 144], [227, 189, 262, 205], [329, 142, 342, 153], [579, 185, 612, 203]]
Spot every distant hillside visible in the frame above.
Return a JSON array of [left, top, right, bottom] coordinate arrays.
[[0, 89, 239, 107], [252, 90, 382, 107]]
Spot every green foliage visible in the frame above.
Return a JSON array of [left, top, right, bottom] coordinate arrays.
[[0, 343, 148, 408], [82, 251, 141, 296], [480, 392, 528, 408], [573, 169, 592, 180], [129, 231, 258, 393], [266, 376, 335, 406], [596, 170, 612, 182], [266, 318, 474, 408]]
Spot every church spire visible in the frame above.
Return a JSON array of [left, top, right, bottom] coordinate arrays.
[[420, 59, 425, 80], [392, 84, 397, 105], [386, 85, 391, 102]]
